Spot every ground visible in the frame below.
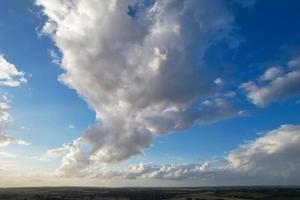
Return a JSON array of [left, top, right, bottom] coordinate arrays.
[[0, 187, 300, 200]]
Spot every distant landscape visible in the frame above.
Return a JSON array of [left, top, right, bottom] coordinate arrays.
[[0, 187, 299, 200]]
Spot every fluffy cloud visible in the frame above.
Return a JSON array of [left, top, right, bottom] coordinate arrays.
[[259, 66, 284, 81], [80, 124, 300, 185], [225, 124, 300, 184], [36, 0, 240, 176], [241, 58, 300, 107], [0, 55, 27, 87], [92, 162, 212, 180]]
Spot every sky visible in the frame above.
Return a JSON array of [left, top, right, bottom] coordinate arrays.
[[0, 0, 300, 187]]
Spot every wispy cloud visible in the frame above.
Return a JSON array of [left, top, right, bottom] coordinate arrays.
[[68, 124, 75, 129], [0, 133, 30, 147]]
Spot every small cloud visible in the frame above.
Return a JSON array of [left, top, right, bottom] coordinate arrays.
[[20, 126, 30, 131], [0, 55, 27, 87], [0, 133, 30, 147], [68, 124, 75, 129], [240, 56, 300, 107], [259, 66, 284, 81], [48, 49, 61, 65], [214, 78, 224, 86], [238, 110, 248, 116], [28, 146, 68, 162], [47, 146, 67, 158], [27, 155, 51, 162], [225, 91, 236, 98], [17, 140, 30, 146]]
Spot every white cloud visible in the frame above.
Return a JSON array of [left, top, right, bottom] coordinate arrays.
[[214, 78, 224, 86], [259, 66, 284, 81], [0, 54, 29, 176], [225, 124, 300, 184], [27, 155, 51, 162], [0, 102, 11, 123], [36, 0, 240, 176], [0, 55, 27, 87], [0, 94, 28, 148], [288, 56, 300, 68], [0, 123, 298, 185], [0, 56, 26, 132], [241, 57, 300, 107], [68, 124, 75, 129], [0, 132, 30, 147], [26, 146, 68, 162], [49, 49, 61, 65], [0, 92, 13, 124], [225, 91, 236, 98], [92, 162, 212, 180], [0, 76, 28, 149], [47, 146, 67, 158], [65, 124, 300, 185]]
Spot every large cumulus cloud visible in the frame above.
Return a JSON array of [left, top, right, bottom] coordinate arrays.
[[36, 0, 241, 176]]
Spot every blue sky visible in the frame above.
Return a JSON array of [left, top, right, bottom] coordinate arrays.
[[0, 0, 94, 149], [0, 0, 300, 187]]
